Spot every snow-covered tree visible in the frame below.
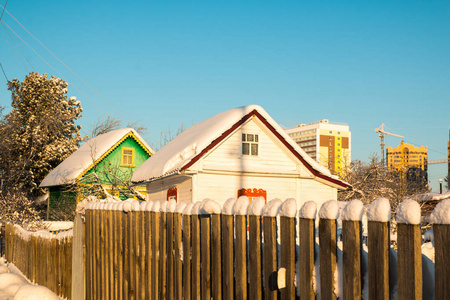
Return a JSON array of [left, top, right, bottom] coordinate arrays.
[[338, 155, 429, 211], [0, 72, 84, 198]]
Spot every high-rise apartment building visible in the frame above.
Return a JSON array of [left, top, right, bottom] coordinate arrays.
[[285, 119, 351, 176], [386, 141, 428, 172]]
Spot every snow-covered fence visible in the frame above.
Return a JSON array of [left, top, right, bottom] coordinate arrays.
[[3, 223, 73, 299], [80, 197, 448, 299]]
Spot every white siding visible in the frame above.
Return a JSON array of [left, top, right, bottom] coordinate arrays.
[[146, 175, 192, 203], [201, 119, 300, 174], [298, 179, 337, 206]]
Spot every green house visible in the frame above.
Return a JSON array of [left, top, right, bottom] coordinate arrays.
[[40, 128, 154, 220]]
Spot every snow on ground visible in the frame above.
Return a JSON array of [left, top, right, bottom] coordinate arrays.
[[0, 258, 60, 300]]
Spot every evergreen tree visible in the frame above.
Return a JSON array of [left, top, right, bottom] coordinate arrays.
[[0, 72, 84, 198]]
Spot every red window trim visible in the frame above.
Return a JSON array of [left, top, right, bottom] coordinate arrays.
[[167, 187, 177, 201], [237, 188, 267, 203]]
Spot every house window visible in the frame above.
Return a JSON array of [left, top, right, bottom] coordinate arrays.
[[237, 188, 267, 202], [242, 134, 259, 156], [121, 148, 134, 166], [167, 187, 177, 201]]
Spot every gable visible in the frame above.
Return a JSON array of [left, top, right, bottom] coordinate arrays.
[[84, 136, 151, 184], [197, 117, 310, 176]]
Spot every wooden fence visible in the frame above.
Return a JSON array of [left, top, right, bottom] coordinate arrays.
[[80, 198, 448, 300], [3, 223, 73, 299]]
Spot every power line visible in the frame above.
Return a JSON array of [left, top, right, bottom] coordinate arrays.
[[2, 19, 112, 117], [0, 61, 8, 81], [0, 0, 7, 22], [0, 4, 161, 147], [2, 22, 35, 70], [0, 26, 29, 72]]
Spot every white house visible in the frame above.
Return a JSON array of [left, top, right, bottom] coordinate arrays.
[[132, 105, 350, 207]]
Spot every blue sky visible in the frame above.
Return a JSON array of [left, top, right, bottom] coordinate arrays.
[[0, 1, 449, 191]]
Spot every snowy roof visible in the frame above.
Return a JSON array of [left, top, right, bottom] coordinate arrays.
[[132, 105, 349, 189], [40, 128, 154, 187]]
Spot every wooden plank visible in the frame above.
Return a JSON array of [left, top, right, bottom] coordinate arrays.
[[191, 214, 201, 300], [263, 216, 278, 300], [129, 209, 137, 300], [342, 220, 362, 300], [368, 221, 390, 300], [280, 216, 295, 300], [133, 209, 140, 300], [222, 214, 234, 300], [319, 218, 337, 300], [116, 209, 124, 300], [174, 212, 183, 300], [123, 210, 130, 300], [144, 210, 152, 300], [211, 214, 222, 300], [397, 223, 422, 300], [182, 214, 192, 300], [299, 218, 315, 300], [235, 214, 247, 300], [139, 209, 146, 300], [201, 215, 211, 300], [159, 210, 167, 299], [167, 212, 175, 300], [152, 211, 160, 300], [248, 215, 262, 300], [434, 224, 450, 300], [72, 214, 85, 300]]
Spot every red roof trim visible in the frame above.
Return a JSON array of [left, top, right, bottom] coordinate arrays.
[[181, 109, 350, 189]]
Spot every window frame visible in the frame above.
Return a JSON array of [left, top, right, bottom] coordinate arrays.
[[121, 147, 135, 167], [242, 133, 259, 157]]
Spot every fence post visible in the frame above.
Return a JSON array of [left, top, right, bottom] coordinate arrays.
[[151, 202, 160, 300], [234, 198, 249, 300], [167, 209, 175, 300], [72, 212, 86, 300], [200, 213, 211, 300], [340, 200, 364, 300], [174, 203, 186, 300], [182, 204, 193, 300], [396, 200, 422, 300], [191, 202, 202, 300], [318, 200, 339, 300], [279, 198, 296, 300], [222, 199, 235, 300], [248, 197, 265, 300], [138, 202, 147, 300], [298, 201, 317, 300], [430, 200, 450, 300], [367, 198, 391, 300], [159, 202, 168, 299], [143, 203, 152, 300], [203, 200, 223, 300]]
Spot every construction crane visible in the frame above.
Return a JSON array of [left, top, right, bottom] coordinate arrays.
[[375, 123, 404, 166]]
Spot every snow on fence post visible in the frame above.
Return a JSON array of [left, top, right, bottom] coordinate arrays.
[[318, 200, 339, 300], [191, 202, 202, 300], [234, 196, 249, 299], [298, 201, 317, 300], [341, 200, 364, 300], [279, 198, 297, 300], [166, 199, 177, 300], [263, 199, 282, 300], [396, 200, 422, 300], [182, 203, 194, 300], [367, 198, 391, 300], [222, 198, 236, 300], [248, 197, 265, 300], [159, 201, 168, 299], [174, 202, 187, 300], [430, 199, 450, 300]]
